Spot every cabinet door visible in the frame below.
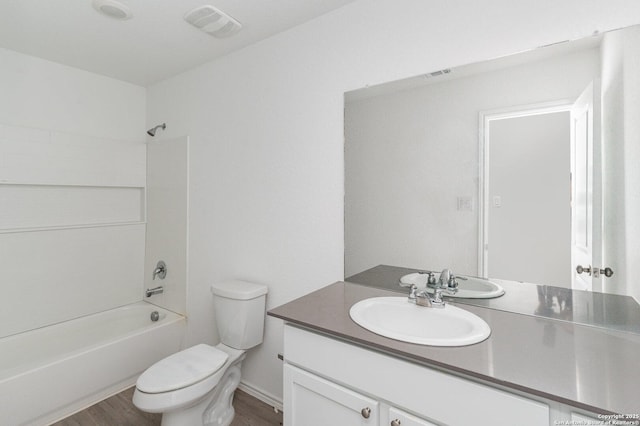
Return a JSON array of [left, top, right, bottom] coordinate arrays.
[[388, 407, 437, 426], [284, 364, 379, 426]]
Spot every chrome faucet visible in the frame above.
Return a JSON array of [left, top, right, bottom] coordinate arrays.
[[405, 268, 459, 308], [407, 284, 432, 307], [439, 268, 452, 287], [436, 268, 460, 289], [146, 286, 164, 297]]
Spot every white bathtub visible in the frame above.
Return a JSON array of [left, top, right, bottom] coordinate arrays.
[[0, 301, 185, 426]]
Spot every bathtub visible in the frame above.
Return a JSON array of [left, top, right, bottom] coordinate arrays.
[[0, 301, 185, 425]]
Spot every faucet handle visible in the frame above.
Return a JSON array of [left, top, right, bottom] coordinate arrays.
[[416, 291, 433, 307], [428, 288, 447, 308], [448, 274, 459, 289], [398, 280, 414, 288], [443, 287, 458, 296], [427, 272, 437, 286], [153, 260, 167, 280], [407, 284, 418, 301]]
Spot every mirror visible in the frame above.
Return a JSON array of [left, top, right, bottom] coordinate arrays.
[[344, 25, 640, 327]]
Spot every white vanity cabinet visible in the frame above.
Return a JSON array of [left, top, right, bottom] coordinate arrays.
[[284, 364, 436, 426], [285, 363, 437, 426], [283, 324, 550, 426], [284, 364, 380, 425]]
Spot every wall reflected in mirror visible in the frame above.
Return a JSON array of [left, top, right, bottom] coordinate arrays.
[[345, 24, 640, 304]]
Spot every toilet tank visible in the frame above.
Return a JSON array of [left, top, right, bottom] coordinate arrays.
[[210, 280, 268, 350]]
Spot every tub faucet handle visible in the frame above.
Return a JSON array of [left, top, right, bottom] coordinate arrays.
[[153, 261, 167, 280]]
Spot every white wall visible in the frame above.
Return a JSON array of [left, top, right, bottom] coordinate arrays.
[[146, 0, 640, 402], [0, 47, 145, 141], [0, 48, 147, 336], [601, 26, 640, 302], [345, 50, 597, 279]]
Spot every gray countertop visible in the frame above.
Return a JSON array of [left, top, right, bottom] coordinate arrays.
[[268, 280, 640, 415]]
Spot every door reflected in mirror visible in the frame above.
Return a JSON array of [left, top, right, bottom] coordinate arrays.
[[345, 24, 640, 304]]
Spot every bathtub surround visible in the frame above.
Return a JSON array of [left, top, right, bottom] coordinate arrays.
[[0, 222, 145, 337], [144, 136, 189, 315], [146, 0, 640, 403], [0, 122, 147, 338]]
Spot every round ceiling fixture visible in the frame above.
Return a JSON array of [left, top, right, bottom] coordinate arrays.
[[92, 0, 132, 20]]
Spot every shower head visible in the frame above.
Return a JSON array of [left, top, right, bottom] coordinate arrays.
[[147, 123, 166, 137]]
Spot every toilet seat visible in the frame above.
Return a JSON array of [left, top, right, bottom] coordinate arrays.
[[137, 344, 229, 394]]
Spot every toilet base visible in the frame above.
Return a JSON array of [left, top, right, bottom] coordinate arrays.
[[203, 364, 241, 426], [160, 363, 242, 426]]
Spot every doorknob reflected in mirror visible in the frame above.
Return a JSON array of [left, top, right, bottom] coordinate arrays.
[[577, 265, 614, 278], [576, 265, 592, 276], [600, 267, 614, 278]]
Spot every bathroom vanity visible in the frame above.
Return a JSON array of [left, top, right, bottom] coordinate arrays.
[[269, 281, 640, 426]]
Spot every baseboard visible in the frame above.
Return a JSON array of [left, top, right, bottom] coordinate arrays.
[[238, 380, 284, 412]]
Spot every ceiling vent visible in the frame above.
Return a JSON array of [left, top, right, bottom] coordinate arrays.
[[424, 69, 452, 79], [184, 5, 242, 38], [92, 0, 132, 20]]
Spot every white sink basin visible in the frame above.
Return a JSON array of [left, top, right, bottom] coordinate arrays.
[[400, 273, 505, 299], [349, 297, 491, 346]]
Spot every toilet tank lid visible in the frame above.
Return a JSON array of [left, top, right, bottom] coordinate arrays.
[[210, 280, 268, 300]]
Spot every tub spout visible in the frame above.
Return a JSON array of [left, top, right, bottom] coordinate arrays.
[[146, 286, 164, 297]]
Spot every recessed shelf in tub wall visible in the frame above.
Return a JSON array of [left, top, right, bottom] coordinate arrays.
[[0, 183, 145, 232]]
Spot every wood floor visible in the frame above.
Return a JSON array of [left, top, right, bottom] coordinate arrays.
[[53, 387, 283, 426]]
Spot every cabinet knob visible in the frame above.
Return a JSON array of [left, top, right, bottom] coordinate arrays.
[[391, 420, 402, 426], [361, 407, 371, 418]]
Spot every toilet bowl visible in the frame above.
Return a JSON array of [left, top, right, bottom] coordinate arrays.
[[133, 343, 244, 426], [133, 280, 268, 426]]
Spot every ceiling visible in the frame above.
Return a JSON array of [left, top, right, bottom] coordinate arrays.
[[0, 0, 356, 87]]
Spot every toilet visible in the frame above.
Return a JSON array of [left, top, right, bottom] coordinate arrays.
[[133, 280, 268, 426]]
